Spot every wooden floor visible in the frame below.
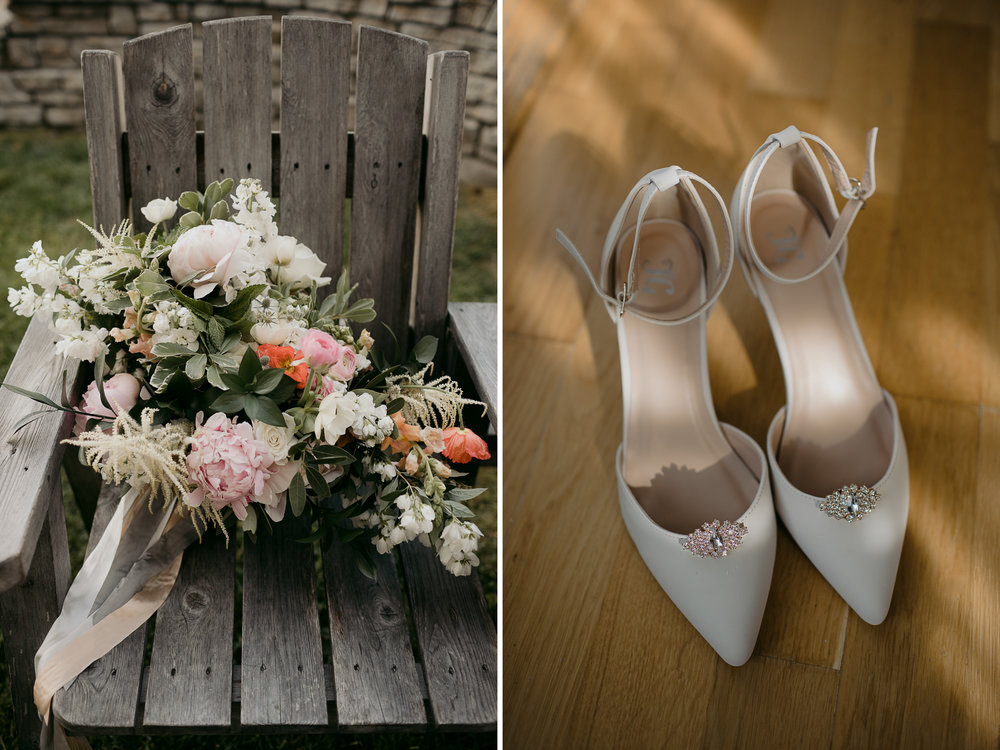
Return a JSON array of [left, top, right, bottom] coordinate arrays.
[[501, 0, 1000, 747]]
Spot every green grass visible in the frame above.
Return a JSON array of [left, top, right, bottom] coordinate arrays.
[[0, 129, 497, 749]]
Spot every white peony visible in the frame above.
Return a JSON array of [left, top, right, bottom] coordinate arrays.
[[250, 321, 297, 346], [140, 197, 178, 224], [252, 413, 296, 463], [261, 235, 331, 289], [313, 391, 359, 444]]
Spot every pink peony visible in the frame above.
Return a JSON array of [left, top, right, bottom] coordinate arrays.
[[315, 374, 339, 398], [74, 373, 141, 435], [167, 220, 252, 299], [184, 412, 297, 522], [328, 346, 357, 382], [298, 329, 342, 372]]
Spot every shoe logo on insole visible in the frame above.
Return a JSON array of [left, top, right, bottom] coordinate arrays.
[[766, 226, 804, 265], [640, 258, 675, 295]]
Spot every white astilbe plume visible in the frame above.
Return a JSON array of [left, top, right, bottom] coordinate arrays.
[[63, 407, 190, 513], [384, 363, 485, 429]]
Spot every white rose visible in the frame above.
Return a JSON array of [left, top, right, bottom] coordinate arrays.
[[250, 321, 296, 346], [262, 236, 331, 289], [252, 413, 296, 463], [314, 391, 358, 444], [140, 197, 178, 224]]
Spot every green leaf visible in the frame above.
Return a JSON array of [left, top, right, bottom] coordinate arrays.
[[243, 395, 286, 427], [151, 342, 196, 358], [443, 500, 476, 519], [209, 200, 229, 221], [219, 332, 241, 354], [210, 391, 245, 413], [309, 444, 355, 465], [12, 408, 58, 434], [178, 210, 203, 229], [207, 317, 225, 350], [289, 472, 306, 517], [238, 346, 263, 381], [411, 335, 438, 364], [267, 376, 297, 404], [352, 543, 378, 581], [305, 465, 331, 499], [134, 269, 170, 297], [215, 284, 266, 320], [384, 397, 405, 415], [185, 353, 207, 380], [177, 191, 201, 212], [294, 524, 327, 544], [341, 298, 376, 322], [204, 181, 223, 209], [444, 487, 487, 503], [149, 364, 178, 392], [218, 177, 235, 196], [337, 527, 366, 543], [241, 503, 257, 534], [252, 367, 286, 395], [220, 372, 247, 392], [171, 289, 214, 319], [205, 364, 225, 389]]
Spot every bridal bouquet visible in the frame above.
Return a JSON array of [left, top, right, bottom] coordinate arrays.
[[6, 177, 490, 578]]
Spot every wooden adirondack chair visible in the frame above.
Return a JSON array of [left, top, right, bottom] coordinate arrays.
[[0, 17, 497, 747]]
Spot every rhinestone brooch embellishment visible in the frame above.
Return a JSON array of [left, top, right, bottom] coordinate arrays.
[[680, 520, 748, 559], [817, 484, 880, 522]]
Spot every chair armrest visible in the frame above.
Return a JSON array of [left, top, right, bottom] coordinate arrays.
[[0, 313, 79, 594], [446, 302, 497, 430]]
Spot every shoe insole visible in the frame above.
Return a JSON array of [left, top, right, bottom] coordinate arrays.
[[615, 219, 759, 534], [750, 189, 892, 496]]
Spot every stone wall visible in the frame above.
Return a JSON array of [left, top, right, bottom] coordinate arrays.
[[0, 0, 497, 186]]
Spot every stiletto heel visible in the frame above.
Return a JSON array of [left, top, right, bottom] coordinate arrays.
[[731, 126, 908, 624], [558, 167, 776, 665]]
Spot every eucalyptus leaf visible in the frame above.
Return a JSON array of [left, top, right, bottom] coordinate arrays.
[[411, 335, 438, 364]]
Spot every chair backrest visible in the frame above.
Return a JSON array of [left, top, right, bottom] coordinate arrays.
[[81, 16, 469, 345]]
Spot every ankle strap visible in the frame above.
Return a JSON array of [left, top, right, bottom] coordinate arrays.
[[738, 126, 877, 286], [556, 166, 734, 326]]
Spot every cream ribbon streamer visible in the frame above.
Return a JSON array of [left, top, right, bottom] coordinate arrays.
[[32, 484, 201, 749]]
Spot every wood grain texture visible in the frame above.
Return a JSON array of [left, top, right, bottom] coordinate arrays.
[[142, 533, 234, 730], [399, 541, 496, 730], [322, 536, 425, 730], [414, 51, 470, 344], [350, 26, 428, 342], [447, 302, 496, 428], [0, 490, 70, 750], [203, 17, 273, 191], [279, 17, 351, 274], [505, 1, 1000, 746], [54, 484, 148, 734], [81, 50, 127, 231], [240, 520, 327, 729], [122, 24, 197, 234], [0, 313, 77, 593]]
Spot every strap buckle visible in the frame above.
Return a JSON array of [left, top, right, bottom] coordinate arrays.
[[617, 282, 630, 317]]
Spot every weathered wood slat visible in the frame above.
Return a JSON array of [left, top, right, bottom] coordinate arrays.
[[398, 542, 497, 730], [121, 24, 197, 233], [81, 50, 128, 231], [142, 532, 234, 730], [350, 26, 429, 341], [0, 313, 77, 593], [322, 536, 426, 730], [279, 17, 352, 273], [241, 519, 327, 728], [0, 487, 70, 750], [414, 50, 469, 344], [203, 17, 273, 191], [448, 302, 497, 428], [54, 484, 147, 735]]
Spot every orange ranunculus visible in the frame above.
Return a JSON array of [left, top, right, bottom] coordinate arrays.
[[257, 344, 309, 389], [441, 427, 490, 463]]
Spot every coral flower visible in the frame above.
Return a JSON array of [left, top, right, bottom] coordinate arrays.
[[382, 413, 423, 455], [441, 427, 490, 463], [257, 343, 308, 389]]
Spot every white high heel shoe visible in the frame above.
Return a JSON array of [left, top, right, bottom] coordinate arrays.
[[558, 167, 776, 666], [731, 126, 909, 625]]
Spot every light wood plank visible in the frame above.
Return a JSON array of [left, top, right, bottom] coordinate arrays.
[[82, 50, 128, 231], [54, 484, 147, 734], [350, 26, 428, 341], [398, 541, 497, 730], [879, 21, 991, 406], [240, 520, 327, 728], [447, 302, 497, 428], [142, 533, 234, 730], [414, 50, 470, 344], [833, 397, 995, 748], [322, 536, 426, 730], [279, 17, 351, 273], [122, 24, 197, 233]]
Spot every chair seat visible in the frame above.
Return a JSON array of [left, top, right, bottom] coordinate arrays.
[[53, 485, 497, 734]]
